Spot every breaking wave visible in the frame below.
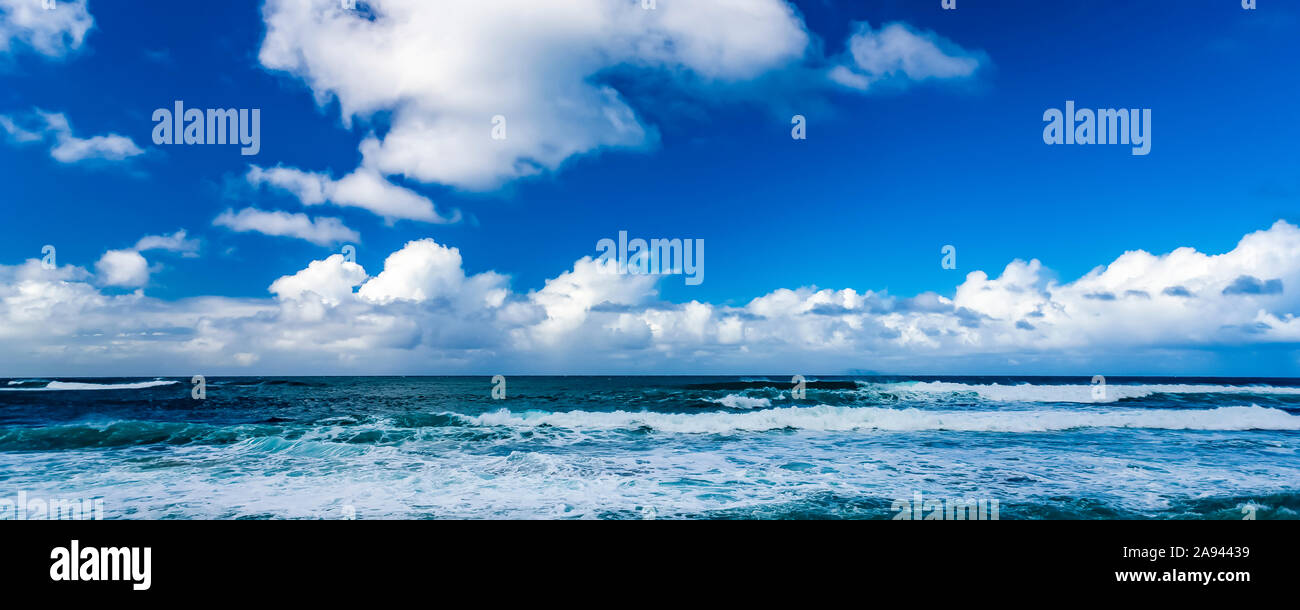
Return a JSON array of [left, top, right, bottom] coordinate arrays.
[[703, 394, 773, 409], [458, 404, 1300, 434], [876, 381, 1300, 403], [0, 380, 178, 392]]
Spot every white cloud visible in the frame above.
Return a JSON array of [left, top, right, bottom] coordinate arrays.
[[94, 249, 149, 287], [246, 165, 457, 224], [0, 110, 143, 163], [92, 230, 202, 288], [357, 239, 506, 308], [2, 221, 1298, 375], [41, 111, 144, 162], [0, 114, 42, 142], [0, 0, 92, 58], [48, 132, 143, 163], [135, 229, 199, 256], [214, 207, 360, 246], [244, 165, 328, 205], [269, 254, 367, 306], [524, 256, 658, 348], [254, 0, 812, 197], [247, 2, 990, 223], [829, 21, 984, 91]]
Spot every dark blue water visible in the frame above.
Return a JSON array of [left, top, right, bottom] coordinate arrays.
[[1, 376, 1298, 519]]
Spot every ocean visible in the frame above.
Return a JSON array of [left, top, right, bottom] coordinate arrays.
[[1, 376, 1298, 520]]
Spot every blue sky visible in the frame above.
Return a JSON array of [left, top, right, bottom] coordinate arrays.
[[1, 0, 1298, 376]]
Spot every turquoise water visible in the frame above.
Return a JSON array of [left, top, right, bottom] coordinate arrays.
[[1, 376, 1298, 519]]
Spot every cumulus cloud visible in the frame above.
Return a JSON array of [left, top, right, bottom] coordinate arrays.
[[0, 110, 143, 163], [92, 230, 200, 288], [0, 0, 92, 58], [828, 21, 985, 92], [214, 207, 360, 246], [524, 256, 658, 348], [246, 1, 989, 226], [1, 220, 1298, 375], [269, 254, 367, 306], [94, 249, 149, 287], [357, 239, 508, 309], [251, 0, 813, 207]]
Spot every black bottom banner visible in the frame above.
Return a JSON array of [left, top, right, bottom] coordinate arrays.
[[1, 520, 1287, 600]]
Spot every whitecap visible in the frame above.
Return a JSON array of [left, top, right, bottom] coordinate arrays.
[[875, 381, 1300, 403], [457, 404, 1300, 434], [703, 394, 772, 409], [0, 380, 179, 391]]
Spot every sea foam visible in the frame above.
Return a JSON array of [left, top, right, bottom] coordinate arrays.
[[876, 381, 1300, 403], [0, 380, 179, 391], [459, 404, 1300, 434], [704, 394, 773, 409]]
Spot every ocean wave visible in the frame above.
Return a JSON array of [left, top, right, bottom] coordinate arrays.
[[0, 380, 179, 392], [703, 394, 773, 409], [876, 381, 1300, 403], [0, 420, 251, 450], [458, 404, 1300, 434], [0, 418, 476, 451]]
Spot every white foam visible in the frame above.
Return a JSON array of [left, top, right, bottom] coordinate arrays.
[[878, 381, 1300, 403], [704, 394, 772, 409], [460, 404, 1300, 434], [0, 380, 179, 391]]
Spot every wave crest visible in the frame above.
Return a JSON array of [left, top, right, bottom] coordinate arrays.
[[458, 404, 1300, 434], [703, 394, 773, 409], [0, 380, 179, 392], [877, 381, 1300, 403]]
